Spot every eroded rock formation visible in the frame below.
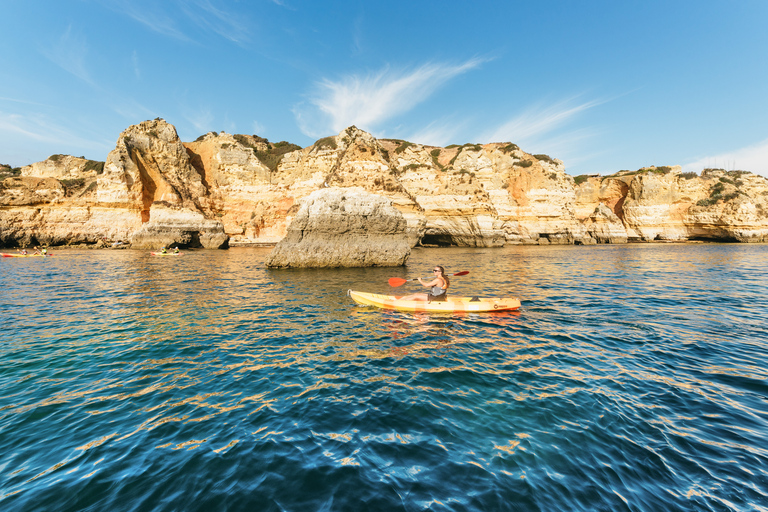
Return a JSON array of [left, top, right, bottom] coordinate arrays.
[[1, 119, 228, 249], [2, 119, 768, 252], [265, 187, 416, 268]]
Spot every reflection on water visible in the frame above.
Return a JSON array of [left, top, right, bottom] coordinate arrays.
[[1, 245, 767, 511]]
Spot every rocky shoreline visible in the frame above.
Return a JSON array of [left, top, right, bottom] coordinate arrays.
[[2, 118, 768, 265]]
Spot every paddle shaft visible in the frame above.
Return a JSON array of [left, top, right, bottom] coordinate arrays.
[[388, 271, 468, 287]]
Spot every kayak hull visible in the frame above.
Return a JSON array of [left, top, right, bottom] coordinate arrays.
[[1, 253, 53, 258], [150, 252, 183, 256], [348, 290, 520, 313]]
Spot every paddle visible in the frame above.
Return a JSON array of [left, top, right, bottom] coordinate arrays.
[[388, 271, 469, 287]]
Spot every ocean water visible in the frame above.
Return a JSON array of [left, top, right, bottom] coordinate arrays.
[[0, 244, 766, 511]]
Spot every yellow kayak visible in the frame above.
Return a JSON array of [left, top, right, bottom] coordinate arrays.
[[150, 252, 182, 256], [348, 290, 521, 313]]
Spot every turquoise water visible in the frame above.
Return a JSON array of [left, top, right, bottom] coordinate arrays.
[[1, 245, 767, 511]]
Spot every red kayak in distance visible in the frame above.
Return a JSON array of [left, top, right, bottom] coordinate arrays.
[[1, 252, 54, 258]]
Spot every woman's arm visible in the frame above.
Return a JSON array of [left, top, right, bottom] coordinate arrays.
[[417, 277, 440, 288]]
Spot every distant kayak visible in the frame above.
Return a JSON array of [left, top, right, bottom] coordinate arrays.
[[1, 253, 53, 258], [150, 252, 183, 256], [348, 290, 521, 313]]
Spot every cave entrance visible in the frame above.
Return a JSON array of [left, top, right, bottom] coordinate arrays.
[[688, 235, 739, 243], [420, 234, 456, 247]]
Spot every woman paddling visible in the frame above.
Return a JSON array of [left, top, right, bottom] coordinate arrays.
[[401, 266, 450, 302]]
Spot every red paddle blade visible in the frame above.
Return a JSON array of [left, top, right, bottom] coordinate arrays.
[[453, 271, 469, 276], [388, 277, 408, 287]]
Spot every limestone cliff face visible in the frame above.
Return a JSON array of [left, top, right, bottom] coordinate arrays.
[[183, 132, 289, 244], [0, 119, 228, 248], [3, 119, 768, 249], [575, 167, 768, 242], [99, 119, 208, 217], [21, 155, 104, 179]]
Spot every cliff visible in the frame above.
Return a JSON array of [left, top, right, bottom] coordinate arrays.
[[2, 119, 768, 249]]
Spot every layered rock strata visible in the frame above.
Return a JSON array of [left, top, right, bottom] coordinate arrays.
[[265, 188, 416, 268], [1, 119, 228, 249], [2, 120, 768, 251]]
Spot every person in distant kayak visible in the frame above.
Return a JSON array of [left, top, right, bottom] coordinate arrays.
[[160, 247, 167, 254], [18, 249, 27, 255], [400, 266, 450, 302], [173, 247, 180, 254]]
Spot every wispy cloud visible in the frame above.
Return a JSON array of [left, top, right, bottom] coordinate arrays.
[[480, 97, 604, 146], [131, 51, 141, 80], [109, 1, 190, 41], [252, 120, 266, 136], [683, 138, 768, 177], [0, 96, 54, 108], [0, 113, 51, 141], [106, 0, 249, 44], [42, 25, 94, 85], [351, 14, 364, 56], [0, 111, 113, 157], [110, 98, 156, 121], [178, 0, 250, 45], [294, 59, 486, 138], [406, 118, 468, 148], [181, 104, 215, 134]]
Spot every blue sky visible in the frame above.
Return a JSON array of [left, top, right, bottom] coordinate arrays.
[[2, 0, 767, 176]]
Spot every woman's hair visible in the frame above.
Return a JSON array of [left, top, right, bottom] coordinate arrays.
[[435, 265, 449, 287]]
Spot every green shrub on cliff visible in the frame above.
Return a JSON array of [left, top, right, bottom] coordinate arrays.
[[314, 137, 338, 151], [574, 175, 589, 185], [234, 134, 268, 148], [516, 160, 533, 168], [255, 141, 302, 172], [499, 143, 519, 154], [194, 131, 217, 142], [83, 160, 105, 174], [430, 148, 444, 170], [534, 154, 555, 165], [680, 172, 698, 180], [0, 165, 21, 178], [394, 141, 415, 154], [446, 144, 482, 168]]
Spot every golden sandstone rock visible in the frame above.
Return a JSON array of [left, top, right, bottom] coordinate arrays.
[[2, 119, 768, 252]]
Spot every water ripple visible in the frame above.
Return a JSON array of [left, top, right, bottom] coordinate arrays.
[[1, 246, 767, 510]]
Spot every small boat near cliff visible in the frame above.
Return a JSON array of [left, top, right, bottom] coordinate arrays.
[[1, 252, 53, 258], [150, 252, 183, 256], [348, 290, 521, 313]]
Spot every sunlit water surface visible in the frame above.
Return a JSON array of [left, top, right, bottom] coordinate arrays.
[[1, 245, 767, 511]]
